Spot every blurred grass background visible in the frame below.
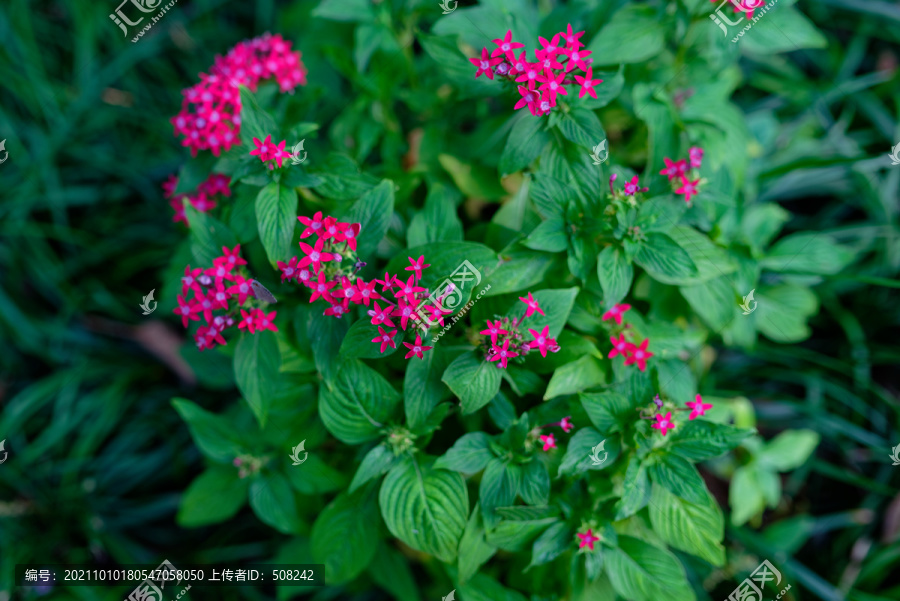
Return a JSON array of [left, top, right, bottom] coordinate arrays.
[[1, 0, 899, 600]]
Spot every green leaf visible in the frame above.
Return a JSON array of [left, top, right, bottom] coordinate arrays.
[[586, 5, 667, 65], [442, 352, 502, 415], [171, 398, 245, 463], [286, 455, 347, 495], [729, 464, 768, 526], [340, 179, 395, 257], [368, 542, 421, 601], [458, 503, 498, 585], [668, 226, 738, 284], [580, 64, 625, 110], [597, 246, 634, 308], [312, 0, 375, 22], [544, 355, 606, 400], [500, 112, 550, 176], [506, 287, 579, 339], [379, 457, 469, 563], [524, 217, 568, 252], [249, 473, 304, 534], [758, 429, 820, 471], [519, 459, 550, 506], [307, 308, 351, 381], [649, 453, 706, 504], [580, 391, 635, 434], [177, 465, 248, 527], [238, 85, 279, 145], [340, 318, 403, 359], [741, 6, 827, 54], [634, 233, 699, 283], [557, 108, 606, 149], [404, 347, 450, 431], [229, 183, 260, 243], [606, 536, 696, 601], [756, 284, 818, 343], [558, 428, 620, 477], [234, 331, 282, 428], [649, 484, 725, 566], [418, 33, 502, 99], [614, 456, 650, 519], [680, 276, 735, 331], [174, 154, 217, 195], [487, 517, 559, 552], [761, 233, 854, 275], [666, 420, 754, 461], [319, 358, 400, 444], [256, 182, 298, 264], [350, 443, 399, 492], [311, 483, 380, 583], [407, 183, 463, 247], [185, 203, 238, 267], [529, 522, 574, 568], [434, 432, 494, 473], [458, 572, 529, 601], [480, 458, 522, 529], [439, 153, 508, 200]]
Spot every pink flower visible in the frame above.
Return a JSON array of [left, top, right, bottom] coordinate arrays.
[[334, 276, 356, 300], [324, 298, 350, 318], [320, 217, 342, 241], [563, 46, 591, 73], [688, 146, 704, 168], [623, 339, 653, 372], [238, 309, 256, 333], [538, 33, 563, 56], [577, 528, 600, 550], [659, 157, 688, 180], [226, 275, 253, 305], [253, 309, 278, 332], [515, 61, 542, 90], [298, 212, 326, 238], [277, 257, 300, 282], [491, 30, 524, 61], [181, 266, 204, 297], [527, 325, 553, 357], [652, 412, 675, 436], [488, 339, 519, 368], [519, 292, 545, 317], [537, 70, 567, 106], [686, 394, 713, 420], [249, 134, 279, 162], [340, 222, 360, 251], [675, 176, 701, 203], [573, 67, 603, 99], [194, 289, 216, 323], [215, 244, 248, 269], [514, 86, 541, 115], [394, 275, 425, 303], [608, 334, 632, 359], [508, 51, 530, 77], [367, 301, 396, 328], [174, 295, 201, 328], [623, 176, 648, 196], [480, 319, 509, 344], [539, 433, 557, 451], [470, 47, 502, 79], [403, 334, 433, 359], [372, 326, 398, 353], [298, 238, 335, 274], [405, 255, 431, 280], [308, 272, 336, 304], [393, 298, 420, 330], [377, 272, 397, 292], [351, 278, 381, 306], [535, 49, 564, 73], [561, 24, 585, 50], [560, 416, 574, 433], [601, 303, 631, 325]]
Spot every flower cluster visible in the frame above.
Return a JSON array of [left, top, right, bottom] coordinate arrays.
[[607, 173, 650, 204], [712, 0, 765, 19], [173, 245, 277, 350], [479, 292, 561, 369], [536, 416, 574, 452], [162, 173, 232, 223], [660, 146, 705, 204], [602, 303, 654, 372], [170, 33, 307, 157], [646, 394, 714, 436], [470, 25, 602, 116], [250, 134, 290, 169]]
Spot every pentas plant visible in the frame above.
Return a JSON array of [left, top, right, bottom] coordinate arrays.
[[660, 146, 706, 204], [480, 293, 562, 368], [162, 173, 231, 223], [471, 25, 602, 116], [173, 245, 277, 350]]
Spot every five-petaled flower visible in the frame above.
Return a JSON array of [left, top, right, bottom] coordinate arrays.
[[675, 176, 701, 203], [470, 47, 502, 79], [539, 433, 557, 451], [577, 528, 600, 550], [602, 303, 631, 325], [527, 325, 554, 357], [519, 292, 545, 317], [403, 335, 433, 359], [573, 68, 603, 99], [686, 394, 713, 420], [652, 412, 675, 436], [373, 326, 398, 353], [560, 416, 574, 433], [624, 339, 653, 372], [481, 319, 509, 344], [488, 339, 519, 368]]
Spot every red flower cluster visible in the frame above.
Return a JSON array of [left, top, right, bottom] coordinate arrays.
[[608, 334, 654, 372], [608, 173, 649, 199], [660, 146, 705, 204], [162, 173, 232, 223], [173, 245, 277, 350], [650, 394, 714, 436], [711, 0, 765, 19], [480, 292, 561, 368], [470, 25, 602, 116], [250, 134, 290, 169], [170, 33, 307, 157]]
